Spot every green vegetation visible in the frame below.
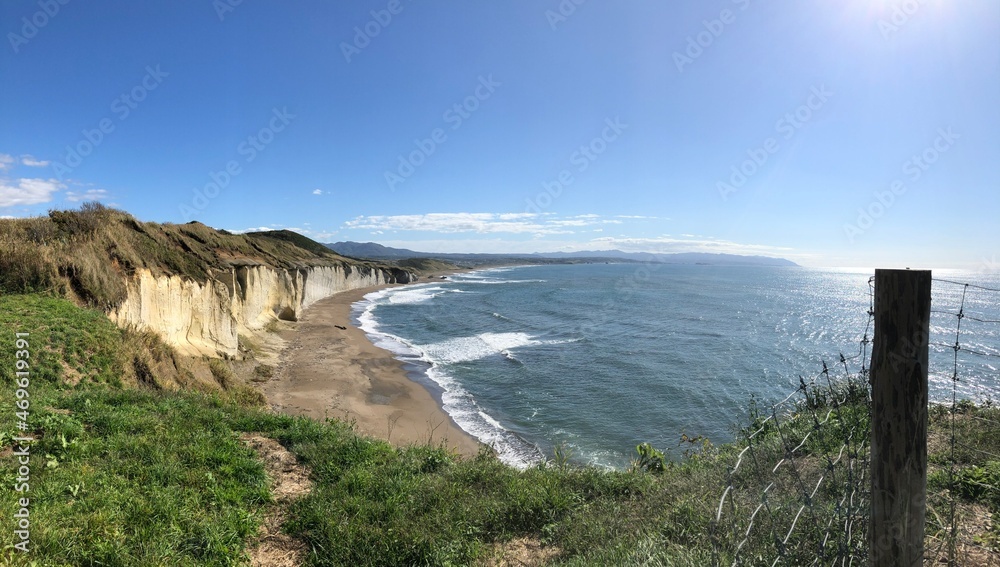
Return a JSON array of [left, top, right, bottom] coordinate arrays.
[[0, 294, 184, 390], [0, 387, 272, 566], [392, 257, 462, 275], [927, 401, 1000, 553], [630, 443, 668, 474], [0, 203, 391, 310], [0, 294, 996, 565]]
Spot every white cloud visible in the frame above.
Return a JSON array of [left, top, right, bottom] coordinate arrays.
[[342, 212, 627, 235], [225, 215, 797, 261], [590, 236, 795, 257], [312, 189, 324, 195], [228, 225, 339, 242], [372, 236, 799, 258], [549, 218, 622, 227], [0, 178, 65, 207], [374, 239, 587, 254], [21, 155, 50, 167], [228, 226, 275, 234], [65, 188, 109, 202], [497, 212, 544, 221], [0, 154, 14, 171]]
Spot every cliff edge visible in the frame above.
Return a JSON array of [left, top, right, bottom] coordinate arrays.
[[0, 203, 415, 357]]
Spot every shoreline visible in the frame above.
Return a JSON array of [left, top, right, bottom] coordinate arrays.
[[261, 275, 482, 457]]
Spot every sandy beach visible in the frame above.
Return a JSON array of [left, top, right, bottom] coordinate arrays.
[[261, 283, 482, 457]]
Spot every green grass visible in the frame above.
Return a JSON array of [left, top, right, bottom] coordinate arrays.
[[0, 389, 273, 566], [0, 294, 996, 566], [0, 294, 131, 387], [0, 294, 275, 565]]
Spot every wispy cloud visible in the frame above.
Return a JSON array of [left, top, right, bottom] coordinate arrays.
[[312, 189, 324, 195], [0, 154, 14, 171], [307, 230, 339, 241], [549, 218, 622, 227], [496, 212, 538, 220], [217, 214, 794, 260], [228, 226, 272, 233], [0, 178, 65, 207], [228, 225, 339, 242], [65, 188, 109, 202], [372, 236, 798, 258], [343, 213, 622, 235], [21, 155, 50, 167], [591, 235, 795, 257]]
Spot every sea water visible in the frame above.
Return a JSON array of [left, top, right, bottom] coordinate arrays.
[[353, 264, 1000, 468]]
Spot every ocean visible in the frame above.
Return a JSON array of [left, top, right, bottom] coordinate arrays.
[[352, 264, 1000, 469]]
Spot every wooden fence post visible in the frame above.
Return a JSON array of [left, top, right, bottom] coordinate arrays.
[[870, 269, 931, 566]]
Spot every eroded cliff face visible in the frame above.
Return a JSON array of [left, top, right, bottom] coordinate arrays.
[[110, 264, 413, 357]]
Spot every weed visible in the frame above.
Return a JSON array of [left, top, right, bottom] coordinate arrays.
[[552, 442, 574, 471], [631, 443, 667, 474]]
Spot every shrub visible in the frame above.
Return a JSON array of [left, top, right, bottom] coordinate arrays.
[[208, 359, 237, 390], [631, 443, 667, 474], [0, 238, 59, 294], [48, 201, 111, 236]]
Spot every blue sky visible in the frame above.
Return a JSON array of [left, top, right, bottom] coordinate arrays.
[[1, 0, 997, 269]]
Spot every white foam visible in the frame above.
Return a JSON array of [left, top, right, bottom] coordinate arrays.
[[448, 267, 545, 286], [465, 266, 519, 276], [425, 366, 543, 468], [360, 283, 465, 308], [351, 294, 545, 468], [478, 411, 504, 430], [385, 286, 452, 304], [354, 294, 423, 358], [453, 278, 547, 285], [501, 349, 523, 364], [347, 268, 558, 468], [420, 332, 543, 364]]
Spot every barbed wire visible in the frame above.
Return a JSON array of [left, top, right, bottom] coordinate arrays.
[[711, 275, 999, 566], [711, 277, 875, 565], [931, 278, 999, 566]]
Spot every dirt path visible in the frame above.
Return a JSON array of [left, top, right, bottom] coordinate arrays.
[[242, 433, 312, 567]]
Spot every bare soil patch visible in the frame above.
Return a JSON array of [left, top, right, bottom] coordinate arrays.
[[242, 433, 313, 567]]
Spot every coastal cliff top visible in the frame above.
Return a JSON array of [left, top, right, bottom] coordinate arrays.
[[0, 202, 401, 309]]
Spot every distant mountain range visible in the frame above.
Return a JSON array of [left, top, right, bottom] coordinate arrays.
[[326, 241, 799, 267]]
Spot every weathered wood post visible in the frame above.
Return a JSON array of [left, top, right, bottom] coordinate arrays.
[[870, 269, 931, 566]]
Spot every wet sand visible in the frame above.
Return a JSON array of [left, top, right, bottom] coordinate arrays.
[[261, 284, 481, 457]]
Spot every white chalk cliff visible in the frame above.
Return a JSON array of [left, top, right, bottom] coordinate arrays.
[[110, 263, 412, 357]]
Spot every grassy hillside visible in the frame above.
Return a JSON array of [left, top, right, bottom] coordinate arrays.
[[391, 257, 462, 275], [0, 294, 996, 565], [0, 203, 398, 310]]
